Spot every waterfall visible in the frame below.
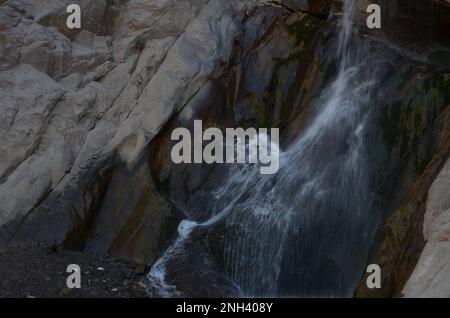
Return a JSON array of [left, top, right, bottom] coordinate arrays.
[[148, 0, 385, 297]]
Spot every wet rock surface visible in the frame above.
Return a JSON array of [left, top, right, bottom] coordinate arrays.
[[351, 0, 450, 68], [354, 63, 450, 298]]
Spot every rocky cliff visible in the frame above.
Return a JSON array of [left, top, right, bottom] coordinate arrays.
[[0, 0, 450, 297], [0, 0, 246, 266], [0, 0, 332, 271]]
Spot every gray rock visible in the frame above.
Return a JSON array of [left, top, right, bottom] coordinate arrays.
[[403, 159, 450, 298], [0, 0, 256, 264], [0, 64, 64, 184]]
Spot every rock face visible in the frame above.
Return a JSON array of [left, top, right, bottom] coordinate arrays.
[[353, 0, 450, 68], [0, 0, 450, 298], [0, 0, 248, 266], [349, 0, 450, 298], [150, 1, 450, 297], [0, 0, 327, 269], [403, 158, 450, 297], [150, 6, 327, 221], [281, 0, 332, 17]]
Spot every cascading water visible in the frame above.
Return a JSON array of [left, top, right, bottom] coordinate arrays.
[[148, 0, 387, 297]]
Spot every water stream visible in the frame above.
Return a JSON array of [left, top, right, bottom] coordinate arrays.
[[148, 0, 386, 297]]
